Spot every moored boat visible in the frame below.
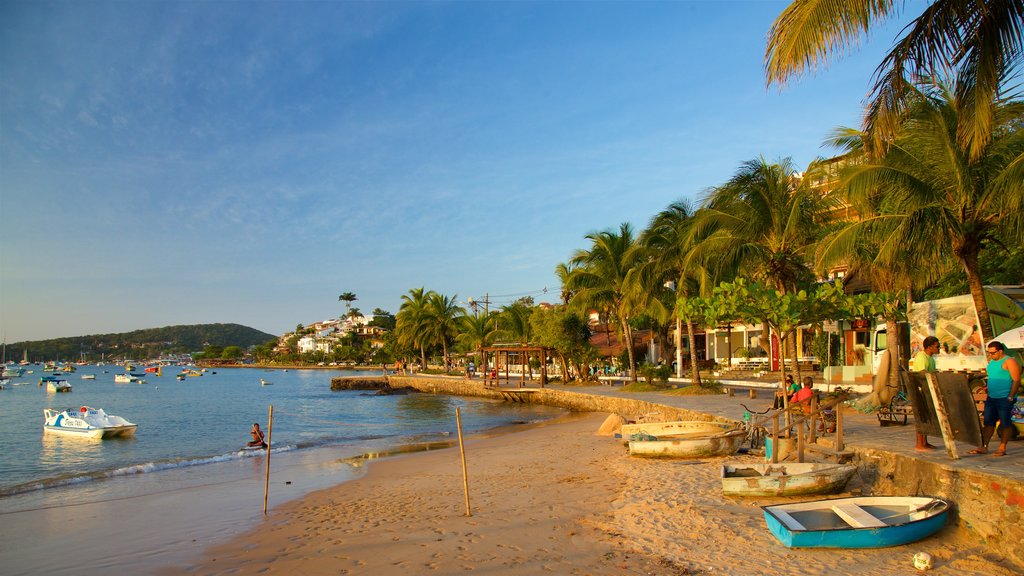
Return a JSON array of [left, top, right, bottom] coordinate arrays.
[[763, 496, 950, 548], [46, 379, 72, 393], [260, 378, 273, 386], [114, 373, 135, 383], [80, 374, 96, 380], [721, 462, 858, 497], [43, 406, 137, 439], [627, 425, 744, 459]]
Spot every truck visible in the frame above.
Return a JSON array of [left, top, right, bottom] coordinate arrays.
[[872, 286, 1024, 373]]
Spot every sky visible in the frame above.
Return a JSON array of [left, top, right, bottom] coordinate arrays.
[[0, 1, 914, 343]]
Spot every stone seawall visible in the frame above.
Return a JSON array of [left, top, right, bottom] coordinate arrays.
[[385, 376, 736, 425], [375, 375, 1024, 568]]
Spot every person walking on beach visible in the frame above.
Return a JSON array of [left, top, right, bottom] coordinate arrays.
[[248, 423, 267, 449], [969, 341, 1021, 457], [911, 336, 940, 451]]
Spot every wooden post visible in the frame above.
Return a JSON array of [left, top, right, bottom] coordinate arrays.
[[771, 415, 780, 464], [797, 419, 805, 463], [728, 387, 735, 397], [748, 388, 756, 399], [926, 372, 959, 460], [456, 407, 472, 516], [263, 404, 274, 515], [835, 402, 844, 452]]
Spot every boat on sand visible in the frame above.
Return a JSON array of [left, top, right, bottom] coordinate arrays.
[[763, 495, 950, 548], [627, 423, 744, 459], [721, 462, 858, 497]]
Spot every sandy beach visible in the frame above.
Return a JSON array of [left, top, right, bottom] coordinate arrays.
[[165, 412, 1018, 576]]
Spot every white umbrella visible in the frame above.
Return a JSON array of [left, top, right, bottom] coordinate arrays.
[[991, 327, 1024, 350]]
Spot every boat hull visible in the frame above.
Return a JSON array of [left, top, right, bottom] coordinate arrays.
[[763, 496, 949, 548], [721, 463, 857, 497], [628, 429, 744, 458], [44, 424, 137, 439]]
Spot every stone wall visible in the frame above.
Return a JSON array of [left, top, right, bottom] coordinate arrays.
[[386, 376, 735, 424]]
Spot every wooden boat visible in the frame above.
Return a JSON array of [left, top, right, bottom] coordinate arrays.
[[721, 462, 858, 497], [628, 426, 744, 459], [763, 496, 950, 548], [621, 420, 733, 439]]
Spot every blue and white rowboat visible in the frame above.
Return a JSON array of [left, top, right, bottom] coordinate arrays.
[[763, 496, 950, 548]]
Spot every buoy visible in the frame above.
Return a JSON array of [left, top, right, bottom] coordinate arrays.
[[912, 551, 932, 570]]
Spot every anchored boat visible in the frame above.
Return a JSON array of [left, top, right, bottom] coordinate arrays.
[[721, 462, 858, 497], [763, 496, 950, 548], [43, 406, 138, 439]]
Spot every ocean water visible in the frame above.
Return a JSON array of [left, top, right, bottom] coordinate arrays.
[[0, 366, 568, 576], [0, 365, 564, 498]]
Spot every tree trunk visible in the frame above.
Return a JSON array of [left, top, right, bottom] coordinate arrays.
[[962, 250, 993, 340], [622, 318, 637, 382], [726, 324, 733, 371], [789, 331, 801, 384], [557, 352, 570, 381], [687, 320, 702, 387], [675, 317, 684, 378], [419, 347, 426, 371]]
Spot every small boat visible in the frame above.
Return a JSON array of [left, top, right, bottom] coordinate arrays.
[[721, 463, 858, 497], [46, 379, 72, 393], [114, 373, 135, 383], [260, 378, 273, 386], [763, 496, 950, 549], [43, 406, 137, 439], [80, 374, 96, 380], [627, 422, 744, 459], [175, 374, 186, 381]]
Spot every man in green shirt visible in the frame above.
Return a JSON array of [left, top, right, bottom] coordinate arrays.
[[910, 336, 940, 451]]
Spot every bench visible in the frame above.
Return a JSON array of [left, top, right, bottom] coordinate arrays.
[[770, 508, 806, 531], [832, 503, 886, 529]]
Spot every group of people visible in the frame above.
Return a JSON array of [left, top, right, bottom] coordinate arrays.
[[911, 335, 1021, 456]]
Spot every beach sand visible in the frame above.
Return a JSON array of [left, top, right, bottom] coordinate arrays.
[[170, 413, 1018, 576]]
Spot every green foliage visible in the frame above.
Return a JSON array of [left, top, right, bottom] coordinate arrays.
[[638, 363, 672, 385], [221, 346, 243, 360], [10, 323, 276, 362], [809, 332, 842, 367]]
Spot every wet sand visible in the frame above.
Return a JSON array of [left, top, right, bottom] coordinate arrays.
[[168, 413, 1017, 576]]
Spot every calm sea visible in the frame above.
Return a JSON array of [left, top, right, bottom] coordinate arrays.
[[0, 365, 564, 502]]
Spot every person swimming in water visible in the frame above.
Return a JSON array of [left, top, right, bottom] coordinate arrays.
[[248, 422, 267, 448]]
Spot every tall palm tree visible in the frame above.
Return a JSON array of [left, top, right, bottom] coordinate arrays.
[[338, 292, 358, 317], [765, 0, 1024, 161], [641, 200, 707, 384], [828, 81, 1024, 341], [396, 287, 432, 369], [425, 292, 464, 372], [689, 157, 835, 383], [566, 223, 644, 382]]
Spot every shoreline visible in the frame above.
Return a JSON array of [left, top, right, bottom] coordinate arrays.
[[164, 411, 1018, 576]]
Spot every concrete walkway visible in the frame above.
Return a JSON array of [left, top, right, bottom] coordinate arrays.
[[544, 381, 1024, 484]]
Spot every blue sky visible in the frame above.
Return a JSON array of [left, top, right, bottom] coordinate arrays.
[[1, 1, 911, 343]]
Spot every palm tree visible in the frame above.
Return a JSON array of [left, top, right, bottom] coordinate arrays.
[[566, 223, 644, 382], [827, 81, 1024, 341], [425, 292, 463, 372], [641, 200, 707, 384], [765, 0, 1024, 160], [338, 292, 358, 317], [396, 288, 432, 369], [457, 312, 497, 372], [689, 157, 834, 383]]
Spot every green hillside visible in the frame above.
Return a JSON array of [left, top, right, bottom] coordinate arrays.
[[6, 324, 278, 363]]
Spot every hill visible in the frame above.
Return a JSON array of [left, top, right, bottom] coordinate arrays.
[[6, 324, 278, 363]]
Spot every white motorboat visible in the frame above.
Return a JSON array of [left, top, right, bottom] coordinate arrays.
[[43, 406, 137, 439], [80, 374, 96, 380], [260, 378, 273, 386], [46, 379, 72, 393]]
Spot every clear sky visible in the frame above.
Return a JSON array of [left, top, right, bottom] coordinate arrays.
[[0, 1, 911, 343]]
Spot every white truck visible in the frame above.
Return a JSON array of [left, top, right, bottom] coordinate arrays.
[[872, 286, 1024, 373]]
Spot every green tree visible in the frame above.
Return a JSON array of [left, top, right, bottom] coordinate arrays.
[[396, 287, 432, 369], [530, 306, 595, 382], [338, 292, 358, 317], [689, 157, 834, 381], [829, 81, 1024, 341], [565, 223, 644, 382], [425, 292, 464, 371], [221, 346, 243, 360], [766, 0, 1024, 160], [456, 312, 497, 368]]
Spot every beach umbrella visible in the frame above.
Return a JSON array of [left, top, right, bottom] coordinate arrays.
[[991, 327, 1024, 350]]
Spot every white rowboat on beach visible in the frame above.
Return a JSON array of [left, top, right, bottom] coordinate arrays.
[[721, 462, 858, 497]]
